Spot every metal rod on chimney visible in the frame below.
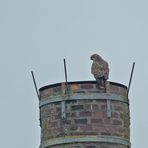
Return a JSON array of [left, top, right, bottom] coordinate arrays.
[[127, 62, 135, 96], [63, 58, 69, 93], [31, 71, 40, 100]]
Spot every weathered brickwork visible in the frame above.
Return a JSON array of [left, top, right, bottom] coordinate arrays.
[[39, 81, 130, 148], [40, 99, 130, 141], [39, 81, 127, 101]]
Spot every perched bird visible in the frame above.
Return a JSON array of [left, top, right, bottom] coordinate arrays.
[[90, 54, 109, 90]]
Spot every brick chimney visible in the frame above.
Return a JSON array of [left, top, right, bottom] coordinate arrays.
[[39, 81, 130, 148]]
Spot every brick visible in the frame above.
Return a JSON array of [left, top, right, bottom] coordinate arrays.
[[108, 85, 118, 94], [69, 125, 78, 130], [93, 112, 105, 118], [56, 107, 61, 112], [118, 127, 125, 133], [74, 119, 87, 124], [66, 113, 71, 117], [92, 104, 99, 110], [123, 120, 130, 128], [100, 145, 110, 148], [112, 119, 122, 125], [71, 112, 77, 117], [112, 112, 119, 118], [70, 84, 79, 91], [72, 105, 84, 110], [53, 86, 61, 92], [91, 118, 103, 124], [80, 125, 92, 131], [71, 146, 81, 148], [118, 87, 127, 96], [101, 132, 111, 136], [107, 127, 116, 134], [92, 125, 103, 131], [124, 128, 130, 139], [55, 114, 61, 119], [40, 88, 53, 98], [71, 131, 97, 136], [120, 113, 124, 119], [80, 84, 94, 89], [51, 122, 58, 127], [79, 111, 92, 117], [114, 105, 123, 111], [63, 120, 71, 125], [101, 104, 106, 110], [85, 146, 96, 148], [84, 104, 91, 110], [104, 118, 111, 124]]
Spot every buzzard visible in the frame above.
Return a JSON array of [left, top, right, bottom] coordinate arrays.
[[90, 54, 109, 90]]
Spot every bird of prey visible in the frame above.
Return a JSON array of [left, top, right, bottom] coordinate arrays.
[[90, 54, 109, 90]]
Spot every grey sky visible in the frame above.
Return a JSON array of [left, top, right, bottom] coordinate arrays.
[[0, 0, 148, 147]]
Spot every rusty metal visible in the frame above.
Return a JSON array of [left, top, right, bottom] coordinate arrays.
[[63, 58, 69, 93], [127, 62, 135, 96], [31, 71, 40, 100]]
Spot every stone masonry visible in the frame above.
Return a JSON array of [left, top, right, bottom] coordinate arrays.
[[39, 81, 130, 148]]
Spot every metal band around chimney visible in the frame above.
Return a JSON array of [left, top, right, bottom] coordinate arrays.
[[40, 135, 131, 148], [39, 93, 128, 107]]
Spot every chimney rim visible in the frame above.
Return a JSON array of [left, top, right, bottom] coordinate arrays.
[[39, 81, 127, 92]]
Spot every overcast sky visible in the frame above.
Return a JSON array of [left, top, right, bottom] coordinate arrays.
[[0, 0, 148, 147]]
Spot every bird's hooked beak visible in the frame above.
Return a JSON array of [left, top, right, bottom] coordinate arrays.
[[90, 56, 93, 60]]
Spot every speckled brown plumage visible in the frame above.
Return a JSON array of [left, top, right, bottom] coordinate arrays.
[[90, 54, 109, 89]]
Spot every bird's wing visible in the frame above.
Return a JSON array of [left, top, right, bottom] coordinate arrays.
[[92, 61, 109, 79], [91, 61, 105, 78], [91, 62, 99, 74], [103, 62, 109, 80]]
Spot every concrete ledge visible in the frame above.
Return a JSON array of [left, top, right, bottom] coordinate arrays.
[[40, 135, 131, 148], [39, 92, 128, 107]]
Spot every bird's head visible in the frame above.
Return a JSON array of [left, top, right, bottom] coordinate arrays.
[[90, 54, 102, 61]]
